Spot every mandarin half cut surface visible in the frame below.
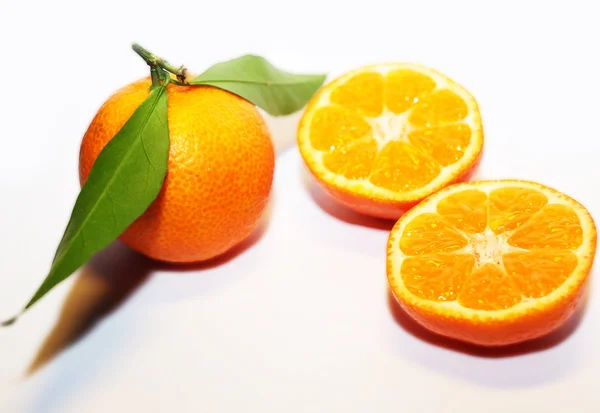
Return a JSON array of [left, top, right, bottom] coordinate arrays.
[[387, 180, 596, 346], [298, 63, 483, 220], [79, 78, 275, 263]]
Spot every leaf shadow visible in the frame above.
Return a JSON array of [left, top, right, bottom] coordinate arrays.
[[26, 196, 274, 376], [262, 111, 302, 155], [300, 164, 395, 231], [27, 241, 154, 375]]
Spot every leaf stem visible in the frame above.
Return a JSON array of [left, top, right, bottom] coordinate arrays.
[[150, 67, 161, 90], [132, 43, 188, 83]]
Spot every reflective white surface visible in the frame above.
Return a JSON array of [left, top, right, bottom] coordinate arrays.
[[1, 1, 599, 412]]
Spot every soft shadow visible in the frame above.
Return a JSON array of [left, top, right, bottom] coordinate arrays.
[[387, 289, 587, 358], [263, 111, 303, 155], [301, 165, 395, 231], [27, 242, 154, 375], [27, 195, 274, 374]]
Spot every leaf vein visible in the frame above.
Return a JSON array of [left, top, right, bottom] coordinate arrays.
[[50, 88, 165, 273]]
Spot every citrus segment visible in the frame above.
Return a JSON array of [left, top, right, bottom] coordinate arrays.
[[508, 204, 583, 250], [401, 254, 474, 301], [489, 187, 548, 234], [408, 123, 472, 166], [308, 105, 371, 151], [387, 180, 597, 346], [369, 141, 441, 192], [385, 69, 436, 114], [399, 213, 467, 256], [436, 189, 487, 233], [458, 263, 522, 311], [503, 250, 578, 299], [408, 89, 469, 127], [298, 63, 483, 219], [323, 138, 378, 180], [330, 72, 384, 117]]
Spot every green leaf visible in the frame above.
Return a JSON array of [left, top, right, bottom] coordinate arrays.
[[189, 55, 326, 116], [15, 85, 170, 317]]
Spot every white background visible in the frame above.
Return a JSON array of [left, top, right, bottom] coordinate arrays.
[[1, 1, 599, 412]]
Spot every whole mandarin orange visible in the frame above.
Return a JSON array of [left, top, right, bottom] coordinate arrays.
[[79, 78, 274, 262]]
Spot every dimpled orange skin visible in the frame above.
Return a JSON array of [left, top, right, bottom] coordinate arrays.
[[79, 78, 275, 262]]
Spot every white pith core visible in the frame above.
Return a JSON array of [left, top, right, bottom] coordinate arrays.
[[465, 229, 512, 268], [368, 110, 411, 148]]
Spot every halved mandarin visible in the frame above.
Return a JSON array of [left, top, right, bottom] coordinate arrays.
[[387, 180, 596, 346], [298, 63, 483, 219]]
